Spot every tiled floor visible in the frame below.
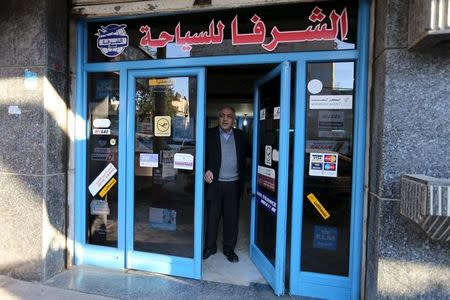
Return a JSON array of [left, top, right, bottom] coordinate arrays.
[[202, 194, 267, 286], [44, 266, 304, 300]]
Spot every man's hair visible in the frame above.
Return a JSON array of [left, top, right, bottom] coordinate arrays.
[[218, 106, 236, 117]]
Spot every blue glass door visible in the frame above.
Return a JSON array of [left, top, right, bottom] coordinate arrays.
[[126, 68, 206, 279], [289, 59, 365, 299], [250, 62, 291, 296]]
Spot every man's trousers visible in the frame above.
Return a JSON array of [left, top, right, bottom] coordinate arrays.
[[204, 180, 240, 252]]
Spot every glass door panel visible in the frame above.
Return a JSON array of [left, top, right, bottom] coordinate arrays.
[[86, 72, 120, 247], [77, 71, 125, 269], [301, 62, 355, 276], [126, 68, 205, 279], [290, 61, 357, 299], [250, 62, 291, 296]]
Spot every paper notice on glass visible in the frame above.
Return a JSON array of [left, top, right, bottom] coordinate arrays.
[[273, 106, 280, 120], [309, 153, 338, 177], [260, 108, 266, 120], [149, 207, 176, 231], [140, 153, 158, 168], [309, 95, 352, 110], [88, 163, 117, 196], [173, 153, 194, 170]]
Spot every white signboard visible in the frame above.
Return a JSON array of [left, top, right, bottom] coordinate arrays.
[[88, 163, 117, 196], [140, 153, 158, 168], [309, 153, 338, 178], [173, 153, 194, 170], [309, 95, 352, 110]]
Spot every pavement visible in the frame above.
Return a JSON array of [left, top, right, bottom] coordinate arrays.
[[0, 266, 310, 300], [0, 274, 112, 300]]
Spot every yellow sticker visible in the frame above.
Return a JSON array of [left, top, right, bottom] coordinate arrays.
[[149, 78, 173, 86], [99, 178, 117, 198], [306, 193, 330, 220]]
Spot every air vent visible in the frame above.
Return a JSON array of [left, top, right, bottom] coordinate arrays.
[[408, 0, 450, 49]]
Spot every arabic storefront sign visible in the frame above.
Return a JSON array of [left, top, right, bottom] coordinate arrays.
[[95, 6, 349, 58], [139, 7, 347, 52]]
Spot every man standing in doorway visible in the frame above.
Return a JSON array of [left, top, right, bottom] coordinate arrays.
[[203, 106, 247, 263]]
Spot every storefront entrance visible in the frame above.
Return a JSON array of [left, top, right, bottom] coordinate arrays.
[[74, 2, 369, 298]]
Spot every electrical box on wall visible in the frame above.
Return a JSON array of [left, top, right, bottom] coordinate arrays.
[[408, 0, 450, 49]]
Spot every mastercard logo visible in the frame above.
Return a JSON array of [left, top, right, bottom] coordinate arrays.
[[324, 155, 336, 163]]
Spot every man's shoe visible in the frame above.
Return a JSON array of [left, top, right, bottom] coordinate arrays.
[[203, 248, 217, 260], [223, 250, 239, 263]]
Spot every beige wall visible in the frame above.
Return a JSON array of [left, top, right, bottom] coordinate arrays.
[[71, 0, 320, 17]]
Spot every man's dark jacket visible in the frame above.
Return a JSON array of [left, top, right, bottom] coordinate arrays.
[[205, 126, 247, 196]]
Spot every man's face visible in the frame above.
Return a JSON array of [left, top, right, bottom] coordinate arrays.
[[218, 108, 235, 132]]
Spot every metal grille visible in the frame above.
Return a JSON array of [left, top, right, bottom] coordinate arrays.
[[400, 175, 450, 242]]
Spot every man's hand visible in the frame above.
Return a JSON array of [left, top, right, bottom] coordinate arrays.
[[204, 170, 214, 183]]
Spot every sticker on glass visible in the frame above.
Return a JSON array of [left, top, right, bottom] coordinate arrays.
[[99, 178, 116, 197], [93, 128, 111, 135], [91, 153, 114, 162], [173, 153, 194, 170], [309, 95, 352, 110], [93, 118, 111, 128], [88, 163, 117, 196], [257, 165, 276, 192], [265, 145, 272, 166], [306, 193, 330, 220], [96, 24, 129, 58], [257, 190, 277, 215], [309, 153, 338, 177], [154, 116, 171, 137], [90, 199, 110, 215], [149, 207, 176, 231], [307, 79, 323, 94], [272, 149, 279, 162], [140, 153, 158, 168], [260, 108, 266, 121], [313, 225, 337, 250], [273, 106, 280, 120]]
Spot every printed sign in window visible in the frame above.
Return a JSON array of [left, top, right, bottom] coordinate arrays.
[[257, 165, 276, 192], [257, 190, 277, 215], [140, 153, 158, 168], [309, 153, 338, 177], [88, 163, 117, 196], [309, 95, 352, 110], [154, 116, 171, 137], [313, 225, 338, 251]]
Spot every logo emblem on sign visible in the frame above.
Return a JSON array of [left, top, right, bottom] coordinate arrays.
[[96, 24, 129, 58]]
